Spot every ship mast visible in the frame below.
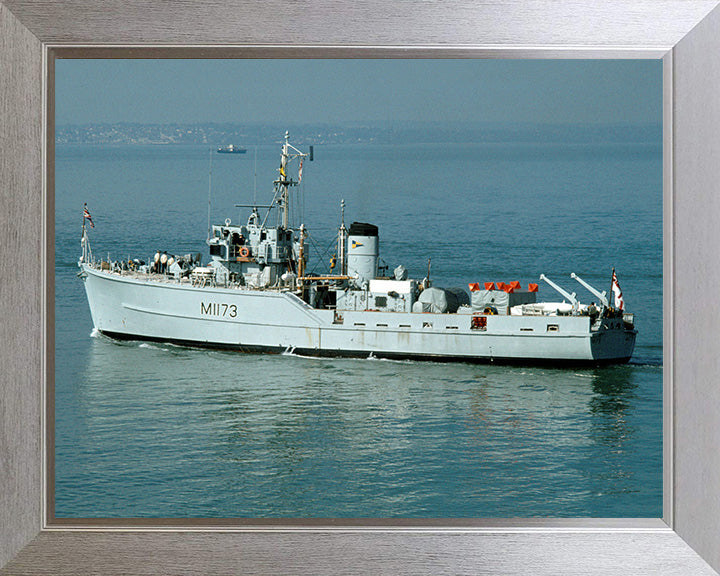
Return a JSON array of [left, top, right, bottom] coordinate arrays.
[[298, 223, 306, 278], [280, 133, 290, 229], [338, 199, 347, 275], [274, 131, 309, 229]]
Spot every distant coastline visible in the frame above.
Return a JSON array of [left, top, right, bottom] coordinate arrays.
[[55, 122, 662, 146]]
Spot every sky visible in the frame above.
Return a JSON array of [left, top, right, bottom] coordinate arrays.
[[55, 59, 662, 126]]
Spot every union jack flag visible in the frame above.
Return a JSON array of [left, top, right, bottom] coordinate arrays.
[[83, 204, 94, 228]]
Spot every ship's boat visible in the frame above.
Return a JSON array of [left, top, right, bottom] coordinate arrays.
[[78, 132, 636, 365]]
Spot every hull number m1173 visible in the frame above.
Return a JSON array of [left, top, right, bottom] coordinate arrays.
[[201, 302, 237, 318]]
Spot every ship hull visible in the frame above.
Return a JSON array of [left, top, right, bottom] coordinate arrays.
[[81, 265, 636, 365]]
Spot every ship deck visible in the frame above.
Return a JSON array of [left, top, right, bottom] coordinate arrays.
[[86, 265, 291, 292]]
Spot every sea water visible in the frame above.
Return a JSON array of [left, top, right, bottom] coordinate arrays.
[[54, 132, 663, 517]]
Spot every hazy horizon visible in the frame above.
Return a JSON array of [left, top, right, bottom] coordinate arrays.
[[56, 59, 662, 127]]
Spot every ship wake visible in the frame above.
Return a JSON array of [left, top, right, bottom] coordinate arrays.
[[281, 346, 328, 361]]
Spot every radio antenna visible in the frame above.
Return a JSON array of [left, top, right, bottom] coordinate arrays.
[[207, 147, 213, 241], [253, 146, 258, 205]]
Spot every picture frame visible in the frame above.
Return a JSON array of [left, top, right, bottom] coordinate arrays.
[[2, 1, 720, 574]]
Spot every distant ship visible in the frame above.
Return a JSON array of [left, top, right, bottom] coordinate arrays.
[[79, 131, 636, 365], [217, 144, 246, 154]]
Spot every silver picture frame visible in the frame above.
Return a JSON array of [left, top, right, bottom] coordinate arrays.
[[2, 1, 720, 574]]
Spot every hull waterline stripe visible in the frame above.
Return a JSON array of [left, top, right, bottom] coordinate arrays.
[[98, 330, 631, 367]]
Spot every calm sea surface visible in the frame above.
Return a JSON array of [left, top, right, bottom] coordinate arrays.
[[55, 133, 663, 517]]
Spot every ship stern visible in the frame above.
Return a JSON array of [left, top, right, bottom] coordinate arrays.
[[589, 318, 637, 363]]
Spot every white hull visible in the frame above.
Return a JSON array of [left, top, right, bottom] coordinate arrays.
[[81, 265, 636, 365]]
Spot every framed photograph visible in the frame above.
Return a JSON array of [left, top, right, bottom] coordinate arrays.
[[51, 58, 663, 522], [2, 1, 720, 574]]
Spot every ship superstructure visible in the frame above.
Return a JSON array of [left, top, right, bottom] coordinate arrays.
[[78, 132, 636, 365]]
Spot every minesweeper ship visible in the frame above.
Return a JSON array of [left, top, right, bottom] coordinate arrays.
[[79, 132, 636, 365]]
